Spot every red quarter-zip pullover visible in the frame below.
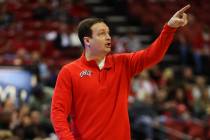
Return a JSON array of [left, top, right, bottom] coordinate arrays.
[[51, 24, 177, 140]]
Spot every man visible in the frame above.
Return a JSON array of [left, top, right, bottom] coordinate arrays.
[[51, 5, 190, 140]]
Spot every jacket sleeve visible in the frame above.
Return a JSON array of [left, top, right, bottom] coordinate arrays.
[[127, 24, 177, 77], [51, 66, 75, 140]]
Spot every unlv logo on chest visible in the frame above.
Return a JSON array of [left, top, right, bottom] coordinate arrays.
[[80, 70, 92, 77]]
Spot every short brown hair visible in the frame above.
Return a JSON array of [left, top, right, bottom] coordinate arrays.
[[77, 18, 106, 47]]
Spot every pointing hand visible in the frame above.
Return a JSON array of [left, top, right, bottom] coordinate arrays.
[[167, 4, 191, 28]]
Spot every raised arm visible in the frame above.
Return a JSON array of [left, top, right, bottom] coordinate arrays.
[[127, 5, 190, 77]]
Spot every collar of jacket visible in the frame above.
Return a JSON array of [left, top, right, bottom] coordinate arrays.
[[80, 52, 113, 70]]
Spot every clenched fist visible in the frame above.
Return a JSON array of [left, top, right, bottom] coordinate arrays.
[[167, 4, 191, 28]]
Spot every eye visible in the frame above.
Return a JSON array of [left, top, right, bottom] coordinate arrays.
[[98, 32, 106, 36], [98, 31, 110, 37]]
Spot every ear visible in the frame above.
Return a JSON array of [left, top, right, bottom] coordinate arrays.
[[84, 37, 91, 47]]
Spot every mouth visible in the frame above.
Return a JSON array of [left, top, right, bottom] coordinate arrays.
[[105, 43, 111, 48]]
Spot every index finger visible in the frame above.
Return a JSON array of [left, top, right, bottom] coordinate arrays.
[[177, 4, 191, 14]]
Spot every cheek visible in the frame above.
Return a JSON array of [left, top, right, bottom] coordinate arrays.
[[95, 37, 103, 43], [89, 41, 102, 51], [92, 38, 104, 47]]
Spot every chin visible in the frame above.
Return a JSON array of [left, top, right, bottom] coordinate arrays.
[[105, 48, 111, 53]]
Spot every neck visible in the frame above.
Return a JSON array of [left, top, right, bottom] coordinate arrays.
[[85, 50, 106, 64]]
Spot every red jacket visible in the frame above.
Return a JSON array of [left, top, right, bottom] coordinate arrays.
[[51, 24, 177, 140]]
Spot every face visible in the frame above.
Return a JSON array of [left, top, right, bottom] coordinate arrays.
[[85, 22, 111, 55]]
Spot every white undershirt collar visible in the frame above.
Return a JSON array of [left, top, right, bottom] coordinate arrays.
[[98, 57, 105, 70]]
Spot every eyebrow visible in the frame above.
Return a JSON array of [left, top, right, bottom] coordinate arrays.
[[98, 28, 110, 32]]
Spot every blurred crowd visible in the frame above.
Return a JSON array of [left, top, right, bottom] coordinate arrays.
[[129, 66, 210, 140], [0, 0, 209, 140], [0, 86, 54, 140]]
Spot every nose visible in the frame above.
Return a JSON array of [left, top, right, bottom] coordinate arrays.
[[106, 33, 111, 40]]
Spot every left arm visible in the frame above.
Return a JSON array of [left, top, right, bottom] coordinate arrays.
[[138, 24, 177, 70], [127, 4, 190, 77]]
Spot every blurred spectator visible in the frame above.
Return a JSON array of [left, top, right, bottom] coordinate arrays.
[[115, 31, 143, 53], [159, 68, 175, 88], [202, 25, 210, 75], [176, 33, 191, 66], [192, 76, 207, 102], [129, 93, 157, 140], [182, 67, 194, 84], [0, 4, 14, 28], [50, 0, 73, 23], [0, 36, 10, 54], [45, 22, 73, 50], [191, 23, 204, 74], [30, 51, 50, 84], [193, 77, 210, 118], [0, 99, 15, 129], [132, 70, 158, 101]]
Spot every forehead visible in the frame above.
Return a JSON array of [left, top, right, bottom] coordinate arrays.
[[91, 22, 109, 32]]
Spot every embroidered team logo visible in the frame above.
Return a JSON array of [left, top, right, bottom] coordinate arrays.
[[80, 70, 92, 77]]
